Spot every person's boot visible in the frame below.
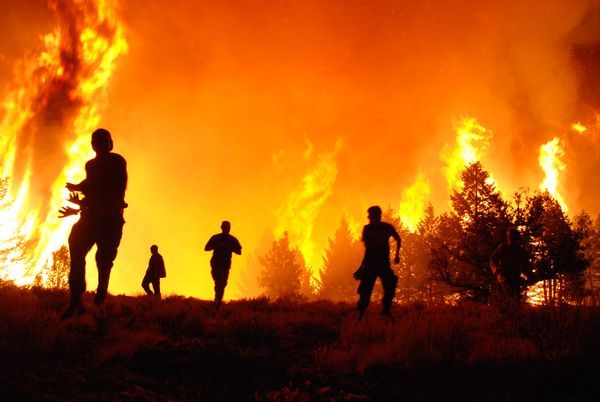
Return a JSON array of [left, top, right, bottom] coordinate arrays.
[[94, 287, 107, 305], [95, 267, 112, 305], [380, 307, 394, 321], [61, 300, 86, 320]]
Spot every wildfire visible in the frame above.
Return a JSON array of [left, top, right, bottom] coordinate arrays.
[[442, 117, 492, 190], [0, 0, 127, 285], [274, 140, 342, 283], [397, 172, 431, 232], [538, 137, 568, 212], [571, 122, 587, 134], [346, 215, 363, 242]]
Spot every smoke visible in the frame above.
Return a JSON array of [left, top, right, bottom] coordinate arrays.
[[92, 0, 600, 297], [7, 1, 122, 212], [2, 0, 600, 296], [0, 0, 127, 282]]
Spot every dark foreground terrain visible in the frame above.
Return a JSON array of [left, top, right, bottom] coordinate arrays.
[[0, 284, 598, 401]]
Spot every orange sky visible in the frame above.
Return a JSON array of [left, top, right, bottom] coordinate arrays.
[[1, 0, 600, 298]]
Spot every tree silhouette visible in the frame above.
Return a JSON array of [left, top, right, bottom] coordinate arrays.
[[397, 229, 421, 303], [46, 246, 70, 290], [298, 252, 314, 298], [0, 178, 27, 278], [430, 162, 511, 302], [319, 217, 362, 301], [414, 204, 449, 304], [524, 192, 588, 305], [573, 212, 597, 304], [259, 232, 304, 297], [583, 214, 600, 304]]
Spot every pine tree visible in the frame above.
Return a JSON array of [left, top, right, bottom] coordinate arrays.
[[525, 193, 588, 305], [416, 204, 449, 304], [259, 232, 304, 297], [585, 214, 600, 304], [319, 217, 362, 301], [396, 229, 420, 303], [430, 162, 511, 301], [398, 205, 449, 304], [46, 246, 70, 289], [573, 212, 597, 304], [0, 178, 27, 278]]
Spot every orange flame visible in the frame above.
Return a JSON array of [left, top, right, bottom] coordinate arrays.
[[571, 122, 587, 134], [397, 172, 431, 232], [346, 215, 363, 242], [442, 117, 492, 190], [538, 137, 568, 212], [0, 0, 127, 285], [274, 140, 342, 283]]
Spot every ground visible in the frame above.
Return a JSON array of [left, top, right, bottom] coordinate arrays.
[[0, 284, 598, 401]]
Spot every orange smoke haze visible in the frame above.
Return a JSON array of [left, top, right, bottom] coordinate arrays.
[[1, 0, 600, 298]]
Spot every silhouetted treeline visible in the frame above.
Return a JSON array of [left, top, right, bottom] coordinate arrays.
[[0, 178, 29, 277], [264, 163, 599, 306]]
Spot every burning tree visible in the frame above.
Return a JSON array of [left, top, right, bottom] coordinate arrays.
[[45, 246, 70, 290], [397, 205, 449, 304], [259, 232, 306, 297], [0, 0, 127, 285], [318, 218, 362, 301], [573, 212, 599, 304], [0, 178, 28, 281], [396, 230, 423, 303], [524, 193, 588, 305], [430, 162, 511, 302]]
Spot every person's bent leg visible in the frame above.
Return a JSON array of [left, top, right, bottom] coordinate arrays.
[[381, 269, 398, 315], [152, 278, 161, 299], [211, 267, 229, 306], [220, 268, 230, 302], [141, 274, 153, 296], [357, 272, 377, 319], [211, 268, 222, 305], [95, 216, 124, 305], [64, 220, 95, 318]]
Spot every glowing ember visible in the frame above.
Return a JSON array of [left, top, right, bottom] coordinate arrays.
[[526, 281, 546, 306], [571, 122, 587, 134], [0, 0, 127, 285], [538, 137, 568, 212]]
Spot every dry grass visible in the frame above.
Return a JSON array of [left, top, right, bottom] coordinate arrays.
[[0, 283, 598, 401]]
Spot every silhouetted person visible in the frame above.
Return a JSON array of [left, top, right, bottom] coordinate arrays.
[[490, 227, 531, 302], [59, 128, 127, 318], [204, 221, 242, 307], [142, 244, 166, 298], [353, 206, 401, 319]]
